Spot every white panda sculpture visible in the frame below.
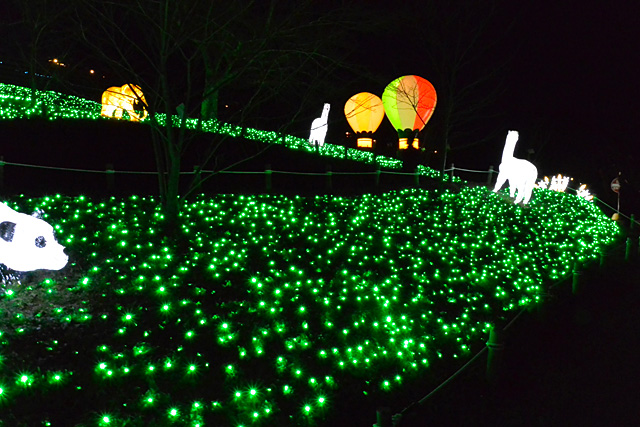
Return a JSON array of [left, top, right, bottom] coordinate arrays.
[[0, 203, 68, 272]]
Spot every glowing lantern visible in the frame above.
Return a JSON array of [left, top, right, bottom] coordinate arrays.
[[0, 203, 68, 272], [344, 92, 385, 149], [101, 84, 148, 122], [382, 75, 437, 150]]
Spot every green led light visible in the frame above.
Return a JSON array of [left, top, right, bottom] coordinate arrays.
[[0, 153, 619, 425]]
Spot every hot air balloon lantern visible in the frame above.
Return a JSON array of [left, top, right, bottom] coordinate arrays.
[[344, 92, 385, 149], [381, 75, 437, 150]]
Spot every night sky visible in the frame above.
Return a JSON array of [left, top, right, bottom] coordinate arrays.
[[493, 0, 640, 211], [2, 0, 640, 212], [360, 0, 640, 213]]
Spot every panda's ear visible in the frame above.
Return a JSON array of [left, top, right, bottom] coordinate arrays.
[[32, 208, 44, 219]]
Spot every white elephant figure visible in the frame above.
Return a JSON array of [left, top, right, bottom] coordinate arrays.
[[101, 84, 148, 122]]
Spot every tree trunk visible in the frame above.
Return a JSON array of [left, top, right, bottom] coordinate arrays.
[[161, 129, 182, 229], [164, 155, 181, 229], [200, 49, 219, 120], [201, 85, 219, 121]]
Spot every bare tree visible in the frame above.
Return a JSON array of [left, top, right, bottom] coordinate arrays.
[[374, 0, 517, 172], [70, 0, 355, 226], [424, 1, 519, 171], [2, 1, 79, 111]]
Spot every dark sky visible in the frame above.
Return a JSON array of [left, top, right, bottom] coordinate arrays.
[[340, 0, 639, 206], [361, 0, 639, 211], [2, 0, 639, 211], [495, 0, 640, 210]]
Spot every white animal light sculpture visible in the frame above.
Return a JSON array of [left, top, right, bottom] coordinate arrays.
[[536, 176, 550, 189], [493, 130, 538, 204], [576, 184, 594, 201], [550, 174, 570, 192], [537, 174, 571, 192], [309, 103, 330, 146], [101, 84, 148, 122], [0, 203, 68, 272]]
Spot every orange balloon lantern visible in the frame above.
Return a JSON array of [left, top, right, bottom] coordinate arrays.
[[382, 75, 437, 149], [344, 92, 385, 149]]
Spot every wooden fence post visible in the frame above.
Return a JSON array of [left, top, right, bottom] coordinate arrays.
[[414, 168, 420, 187], [450, 163, 455, 178], [326, 165, 333, 193], [486, 326, 504, 383], [374, 407, 392, 427], [625, 237, 632, 262], [572, 261, 582, 294], [265, 164, 272, 193], [375, 165, 381, 191], [106, 163, 115, 193], [486, 165, 494, 186], [0, 156, 4, 191], [192, 165, 202, 193]]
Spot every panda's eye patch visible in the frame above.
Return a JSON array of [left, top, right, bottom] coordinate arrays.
[[35, 236, 47, 248], [0, 221, 16, 242]]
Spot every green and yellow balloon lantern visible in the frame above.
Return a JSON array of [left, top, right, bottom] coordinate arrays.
[[381, 75, 437, 150]]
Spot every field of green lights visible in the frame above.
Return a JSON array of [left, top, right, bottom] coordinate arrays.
[[0, 186, 620, 426]]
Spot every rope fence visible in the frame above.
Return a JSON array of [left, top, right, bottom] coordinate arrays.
[[0, 157, 634, 214], [0, 158, 432, 177], [1, 158, 635, 228], [0, 156, 472, 194]]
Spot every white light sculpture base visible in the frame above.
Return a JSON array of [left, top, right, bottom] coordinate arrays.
[[493, 130, 538, 204], [309, 103, 330, 147], [0, 203, 68, 272]]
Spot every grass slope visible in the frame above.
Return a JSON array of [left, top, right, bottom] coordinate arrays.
[[0, 185, 619, 426]]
